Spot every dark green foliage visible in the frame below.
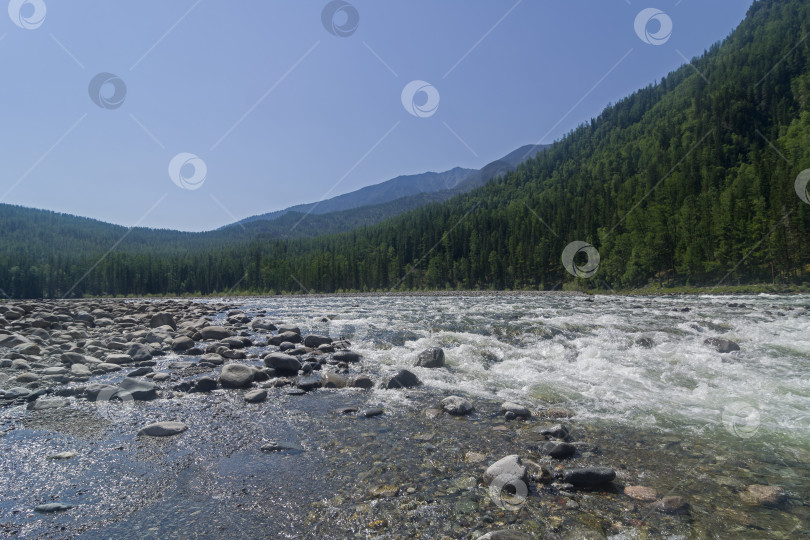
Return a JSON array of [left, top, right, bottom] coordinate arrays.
[[2, 0, 809, 298]]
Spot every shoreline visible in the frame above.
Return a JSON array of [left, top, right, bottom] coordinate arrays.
[[4, 283, 809, 302]]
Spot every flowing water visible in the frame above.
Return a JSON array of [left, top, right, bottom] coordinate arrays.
[[1, 293, 808, 539]]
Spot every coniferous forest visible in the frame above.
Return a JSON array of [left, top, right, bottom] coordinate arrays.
[[2, 0, 810, 298]]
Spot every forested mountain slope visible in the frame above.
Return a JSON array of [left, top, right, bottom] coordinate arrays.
[[1, 0, 808, 297]]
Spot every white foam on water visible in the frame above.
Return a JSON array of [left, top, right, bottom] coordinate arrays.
[[229, 294, 810, 449]]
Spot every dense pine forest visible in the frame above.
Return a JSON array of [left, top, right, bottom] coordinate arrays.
[[2, 0, 810, 298]]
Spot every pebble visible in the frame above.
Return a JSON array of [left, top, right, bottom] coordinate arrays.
[[624, 485, 658, 501], [648, 495, 690, 514], [740, 484, 787, 506]]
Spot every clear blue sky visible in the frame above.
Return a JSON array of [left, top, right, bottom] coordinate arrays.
[[0, 1, 753, 232]]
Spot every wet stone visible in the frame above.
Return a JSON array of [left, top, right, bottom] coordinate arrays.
[[624, 485, 658, 502], [35, 503, 73, 513], [244, 389, 268, 403], [137, 421, 188, 437], [562, 467, 616, 488], [261, 440, 303, 452]]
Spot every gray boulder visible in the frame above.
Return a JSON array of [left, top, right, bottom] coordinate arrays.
[[149, 312, 177, 330], [483, 455, 527, 486], [126, 343, 153, 362], [416, 347, 445, 368], [219, 364, 255, 388], [385, 369, 422, 389], [441, 396, 474, 416], [264, 353, 301, 375], [333, 350, 361, 363], [303, 334, 332, 348], [138, 421, 188, 437], [268, 331, 302, 346], [117, 378, 158, 401], [200, 326, 232, 340], [171, 336, 195, 351]]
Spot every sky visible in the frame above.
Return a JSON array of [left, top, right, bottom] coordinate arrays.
[[0, 0, 753, 232]]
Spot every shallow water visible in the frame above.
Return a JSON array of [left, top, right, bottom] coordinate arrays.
[[1, 293, 808, 538]]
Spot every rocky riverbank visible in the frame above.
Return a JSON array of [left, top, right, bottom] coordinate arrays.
[[0, 298, 805, 538]]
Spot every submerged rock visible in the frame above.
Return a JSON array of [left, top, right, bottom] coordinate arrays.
[[740, 484, 787, 506], [261, 440, 303, 452], [624, 485, 658, 501], [478, 531, 535, 540], [648, 495, 690, 514], [562, 467, 615, 488]]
